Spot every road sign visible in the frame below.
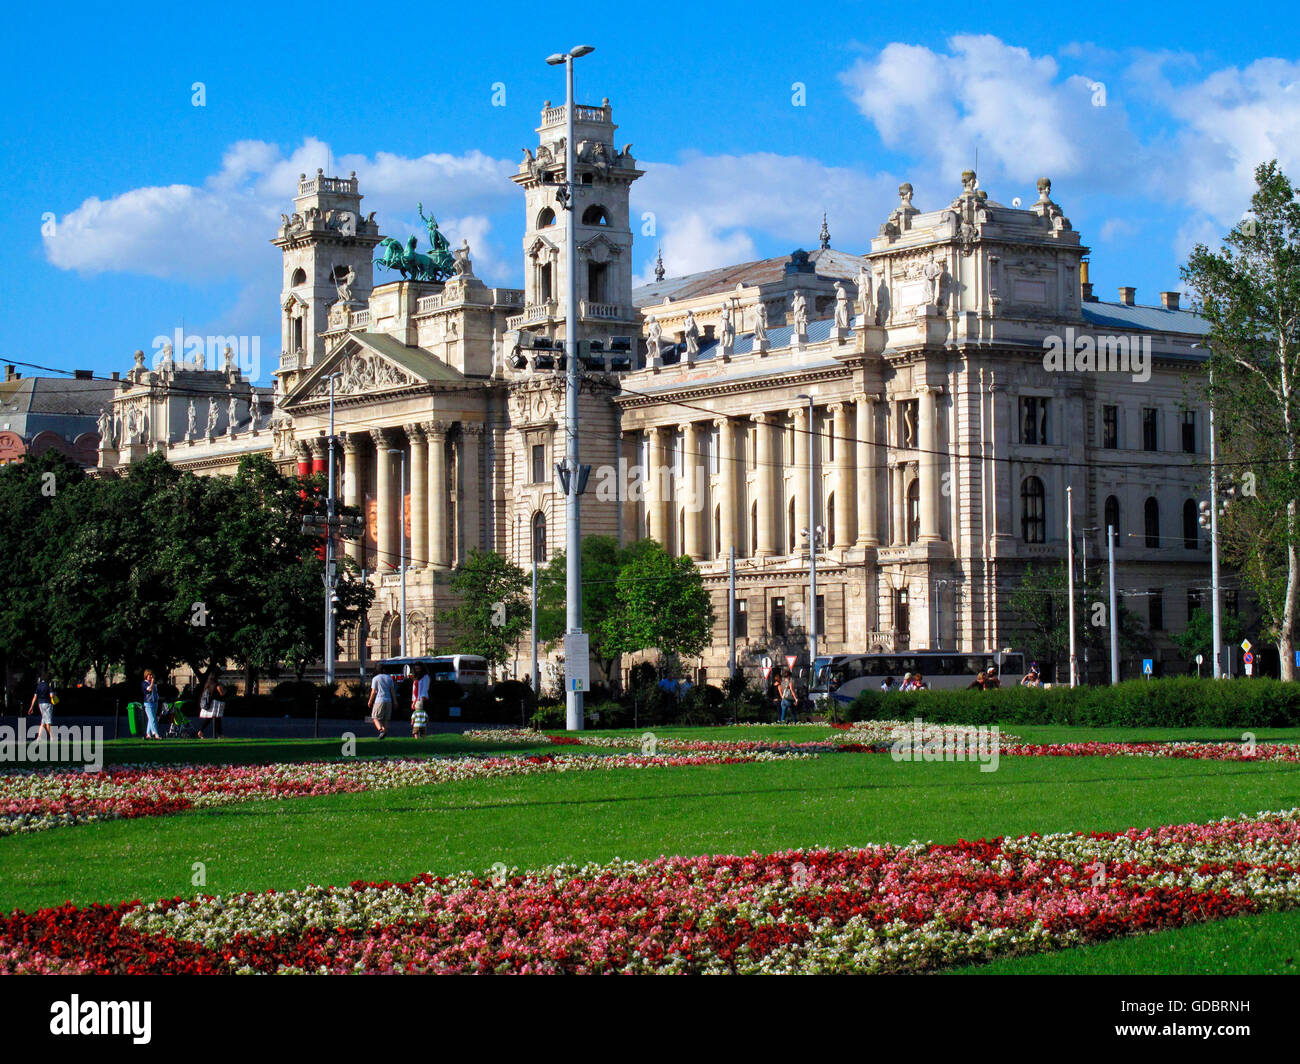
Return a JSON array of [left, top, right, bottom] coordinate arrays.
[[564, 632, 590, 693], [762, 656, 773, 670], [1195, 654, 1203, 666], [1241, 639, 1252, 653], [762, 666, 772, 686], [1142, 659, 1153, 675], [1245, 663, 1254, 677], [1295, 650, 1300, 668], [785, 655, 798, 674], [1243, 651, 1254, 665]]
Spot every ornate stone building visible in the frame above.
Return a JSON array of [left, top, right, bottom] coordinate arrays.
[[100, 96, 1216, 683]]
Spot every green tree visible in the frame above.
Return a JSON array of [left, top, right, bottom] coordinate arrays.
[[1004, 561, 1146, 681], [602, 540, 714, 662], [1182, 160, 1300, 678], [1172, 606, 1245, 671], [440, 548, 530, 675], [536, 535, 631, 685]]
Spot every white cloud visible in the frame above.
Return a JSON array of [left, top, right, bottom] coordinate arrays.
[[44, 139, 518, 283], [838, 35, 1145, 195], [632, 151, 899, 282]]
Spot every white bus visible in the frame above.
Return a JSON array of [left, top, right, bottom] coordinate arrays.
[[810, 650, 1027, 706], [375, 655, 490, 686]]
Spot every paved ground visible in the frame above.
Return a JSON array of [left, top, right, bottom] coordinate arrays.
[[2, 713, 511, 740]]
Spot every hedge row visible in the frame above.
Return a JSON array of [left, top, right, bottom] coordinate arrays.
[[845, 677, 1300, 728]]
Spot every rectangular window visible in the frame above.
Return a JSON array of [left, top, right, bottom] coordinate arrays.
[[1102, 405, 1118, 449], [771, 597, 786, 638], [1226, 590, 1239, 616], [1021, 397, 1049, 445], [1142, 408, 1159, 451], [823, 416, 834, 463], [1149, 589, 1164, 631], [530, 443, 545, 485], [708, 427, 719, 475], [1182, 411, 1196, 453], [894, 589, 911, 637], [814, 594, 825, 637], [1187, 589, 1203, 622], [735, 599, 748, 638]]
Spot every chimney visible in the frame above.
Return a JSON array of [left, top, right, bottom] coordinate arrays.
[[1080, 258, 1094, 302], [1118, 286, 1136, 306], [111, 371, 120, 381], [1160, 291, 1180, 310], [3, 365, 13, 381], [74, 369, 92, 380]]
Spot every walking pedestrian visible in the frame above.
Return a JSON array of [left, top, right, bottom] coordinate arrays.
[[368, 669, 394, 740], [27, 673, 56, 742], [778, 670, 797, 723], [196, 672, 226, 739], [410, 664, 429, 739], [141, 669, 163, 740]]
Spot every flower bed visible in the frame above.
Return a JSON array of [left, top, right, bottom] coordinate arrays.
[[0, 751, 810, 838], [462, 724, 1300, 764], [4, 809, 1298, 974]]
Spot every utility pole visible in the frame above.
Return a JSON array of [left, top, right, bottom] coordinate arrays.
[[728, 547, 737, 680], [1066, 485, 1077, 688], [547, 44, 595, 731], [387, 447, 407, 657], [1108, 524, 1120, 685], [796, 393, 820, 672], [1081, 526, 1098, 684]]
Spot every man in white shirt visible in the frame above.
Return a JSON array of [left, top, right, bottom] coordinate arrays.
[[368, 670, 395, 739]]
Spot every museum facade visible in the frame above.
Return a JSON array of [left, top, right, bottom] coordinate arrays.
[[97, 95, 1217, 685]]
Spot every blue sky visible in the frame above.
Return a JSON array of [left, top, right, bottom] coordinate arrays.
[[4, 0, 1298, 383]]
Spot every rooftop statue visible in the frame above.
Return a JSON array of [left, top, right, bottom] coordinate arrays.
[[374, 204, 456, 282]]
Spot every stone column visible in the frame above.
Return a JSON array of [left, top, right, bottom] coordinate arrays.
[[854, 394, 880, 547], [790, 406, 810, 554], [752, 413, 778, 557], [679, 422, 704, 559], [426, 420, 451, 569], [918, 385, 942, 543], [989, 380, 1014, 546], [342, 433, 364, 566], [646, 426, 669, 545], [715, 416, 737, 557], [828, 402, 855, 548], [371, 428, 397, 571], [892, 462, 906, 545], [459, 423, 483, 560], [407, 424, 428, 568]]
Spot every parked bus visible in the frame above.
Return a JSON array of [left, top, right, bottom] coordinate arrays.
[[375, 655, 490, 686], [810, 649, 1027, 706]]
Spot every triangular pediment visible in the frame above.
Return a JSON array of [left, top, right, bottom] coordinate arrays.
[[284, 332, 465, 408]]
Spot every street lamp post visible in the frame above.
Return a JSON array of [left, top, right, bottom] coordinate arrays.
[[1193, 349, 1223, 680], [546, 44, 594, 731], [796, 393, 820, 672], [324, 373, 342, 686], [387, 446, 407, 657]]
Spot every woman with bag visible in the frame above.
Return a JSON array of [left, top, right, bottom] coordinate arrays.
[[196, 672, 226, 739], [27, 673, 56, 742]]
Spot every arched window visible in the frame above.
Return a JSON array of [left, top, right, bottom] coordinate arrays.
[[536, 207, 556, 229], [1183, 499, 1198, 550], [1145, 497, 1160, 549], [290, 267, 307, 286], [750, 501, 758, 555], [1021, 477, 1046, 544], [531, 510, 547, 563], [906, 480, 921, 544], [826, 493, 835, 548], [582, 205, 610, 226], [1104, 495, 1120, 536]]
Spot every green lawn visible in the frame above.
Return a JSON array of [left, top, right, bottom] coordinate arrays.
[[6, 728, 1300, 972]]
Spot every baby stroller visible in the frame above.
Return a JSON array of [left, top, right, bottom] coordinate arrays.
[[162, 700, 197, 739]]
